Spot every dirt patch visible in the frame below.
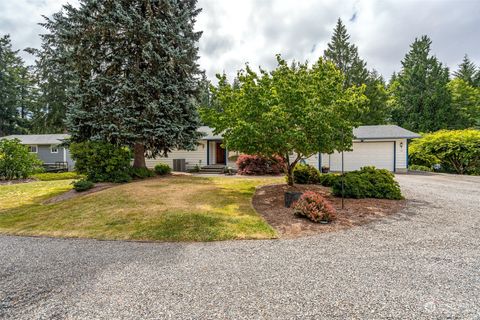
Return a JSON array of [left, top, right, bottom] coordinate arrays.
[[43, 183, 117, 204], [252, 184, 406, 238]]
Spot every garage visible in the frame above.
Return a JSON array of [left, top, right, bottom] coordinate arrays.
[[328, 141, 395, 172]]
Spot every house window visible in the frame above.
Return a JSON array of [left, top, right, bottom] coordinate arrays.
[[50, 145, 59, 153], [28, 145, 38, 153]]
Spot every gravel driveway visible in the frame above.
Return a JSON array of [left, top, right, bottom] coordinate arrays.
[[1, 173, 479, 319]]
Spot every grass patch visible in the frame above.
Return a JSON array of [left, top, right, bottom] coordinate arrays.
[[0, 175, 282, 241], [32, 172, 85, 181]]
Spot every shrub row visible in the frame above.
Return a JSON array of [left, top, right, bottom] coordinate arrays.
[[236, 155, 285, 175]]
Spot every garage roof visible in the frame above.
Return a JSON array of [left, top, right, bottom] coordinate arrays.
[[2, 134, 70, 145], [354, 125, 420, 140]]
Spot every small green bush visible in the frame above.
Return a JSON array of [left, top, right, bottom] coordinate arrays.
[[318, 173, 339, 187], [0, 138, 43, 180], [154, 163, 172, 175], [32, 172, 85, 181], [70, 141, 132, 183], [293, 164, 321, 184], [130, 167, 155, 179], [72, 179, 95, 192], [332, 166, 403, 200], [409, 164, 432, 172]]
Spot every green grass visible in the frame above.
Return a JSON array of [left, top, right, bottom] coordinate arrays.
[[32, 172, 85, 181], [0, 175, 282, 241]]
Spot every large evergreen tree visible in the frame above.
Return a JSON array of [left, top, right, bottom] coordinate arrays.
[[453, 55, 477, 86], [324, 18, 368, 88], [360, 70, 390, 125], [0, 35, 32, 136], [391, 36, 454, 132], [41, 0, 203, 167]]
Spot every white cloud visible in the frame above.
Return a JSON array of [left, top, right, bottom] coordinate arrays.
[[1, 0, 479, 82]]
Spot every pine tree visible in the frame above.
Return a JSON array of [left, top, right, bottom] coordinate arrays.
[[0, 35, 32, 136], [391, 35, 454, 132], [360, 70, 390, 125], [324, 18, 368, 87], [41, 0, 203, 167], [453, 55, 477, 86]]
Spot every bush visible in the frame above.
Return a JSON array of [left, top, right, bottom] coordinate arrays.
[[293, 164, 321, 184], [408, 164, 432, 172], [154, 163, 172, 175], [72, 179, 95, 192], [70, 141, 132, 182], [318, 173, 339, 187], [332, 166, 403, 200], [0, 138, 43, 180], [293, 191, 336, 223], [130, 167, 155, 179], [32, 172, 86, 181], [409, 129, 480, 175], [236, 155, 285, 175]]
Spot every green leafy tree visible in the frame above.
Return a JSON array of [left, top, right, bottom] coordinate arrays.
[[391, 36, 454, 132], [447, 79, 480, 128], [409, 129, 480, 174], [41, 0, 203, 168], [200, 55, 367, 185], [453, 55, 478, 86], [0, 138, 43, 180], [0, 35, 33, 136], [324, 18, 368, 87], [360, 70, 390, 125]]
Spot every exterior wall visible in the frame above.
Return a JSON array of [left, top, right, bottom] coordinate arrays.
[[36, 145, 64, 163], [146, 141, 208, 170]]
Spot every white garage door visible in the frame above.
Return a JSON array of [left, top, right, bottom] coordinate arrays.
[[329, 142, 395, 172]]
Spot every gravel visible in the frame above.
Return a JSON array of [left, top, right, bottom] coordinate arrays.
[[1, 173, 479, 319]]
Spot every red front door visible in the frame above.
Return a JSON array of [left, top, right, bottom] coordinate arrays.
[[215, 142, 226, 164]]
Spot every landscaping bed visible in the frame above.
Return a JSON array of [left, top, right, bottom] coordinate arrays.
[[253, 184, 406, 238]]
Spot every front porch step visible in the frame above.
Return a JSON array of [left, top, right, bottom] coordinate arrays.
[[198, 164, 226, 174]]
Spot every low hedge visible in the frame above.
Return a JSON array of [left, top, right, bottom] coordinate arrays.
[[130, 167, 156, 179], [332, 166, 403, 200], [409, 164, 433, 172], [72, 179, 95, 192], [154, 163, 172, 175], [32, 172, 85, 181], [318, 173, 339, 187], [293, 164, 321, 184]]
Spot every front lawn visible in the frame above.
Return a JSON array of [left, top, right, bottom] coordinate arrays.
[[0, 175, 281, 241]]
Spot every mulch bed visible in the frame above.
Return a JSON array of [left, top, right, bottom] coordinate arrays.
[[252, 184, 406, 238], [43, 183, 117, 204]]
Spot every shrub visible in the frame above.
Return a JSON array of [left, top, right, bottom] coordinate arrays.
[[72, 179, 95, 192], [332, 166, 403, 200], [32, 172, 85, 181], [408, 164, 432, 172], [318, 173, 339, 187], [409, 129, 480, 175], [293, 191, 336, 223], [0, 138, 43, 180], [70, 141, 132, 182], [130, 167, 155, 179], [154, 163, 172, 175], [293, 164, 321, 184], [236, 155, 285, 175]]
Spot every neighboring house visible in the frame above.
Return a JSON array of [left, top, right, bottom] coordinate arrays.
[[1, 134, 74, 171], [148, 125, 421, 173]]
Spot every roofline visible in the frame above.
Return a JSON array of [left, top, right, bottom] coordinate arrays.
[[354, 136, 421, 140]]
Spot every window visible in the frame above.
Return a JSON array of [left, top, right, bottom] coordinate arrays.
[[28, 145, 38, 153], [50, 145, 59, 153]]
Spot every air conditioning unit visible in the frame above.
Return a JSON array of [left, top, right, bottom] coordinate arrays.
[[173, 159, 186, 172]]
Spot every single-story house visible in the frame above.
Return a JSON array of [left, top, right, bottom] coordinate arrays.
[[1, 134, 74, 171], [148, 125, 421, 173]]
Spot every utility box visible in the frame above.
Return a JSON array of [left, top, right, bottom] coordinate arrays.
[[173, 159, 186, 172]]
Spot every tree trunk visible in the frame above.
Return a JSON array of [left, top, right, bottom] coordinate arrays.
[[286, 164, 295, 186], [133, 143, 146, 168]]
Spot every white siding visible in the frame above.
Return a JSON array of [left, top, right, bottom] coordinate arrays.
[[289, 153, 320, 169], [146, 141, 208, 169], [395, 139, 407, 170]]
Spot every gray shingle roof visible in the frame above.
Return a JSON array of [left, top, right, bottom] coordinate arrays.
[[1, 134, 70, 145], [353, 125, 421, 140]]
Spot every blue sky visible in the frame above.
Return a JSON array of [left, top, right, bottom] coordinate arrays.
[[1, 0, 479, 82]]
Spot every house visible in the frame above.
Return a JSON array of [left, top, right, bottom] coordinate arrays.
[[1, 134, 74, 171], [148, 125, 421, 173]]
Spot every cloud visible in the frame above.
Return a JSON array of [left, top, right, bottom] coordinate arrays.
[[1, 0, 479, 82]]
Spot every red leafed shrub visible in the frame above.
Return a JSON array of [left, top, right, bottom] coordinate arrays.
[[236, 155, 285, 175], [293, 191, 336, 223]]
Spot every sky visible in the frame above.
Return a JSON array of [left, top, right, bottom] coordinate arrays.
[[1, 0, 479, 82]]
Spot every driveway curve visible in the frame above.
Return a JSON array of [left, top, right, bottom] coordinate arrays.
[[1, 174, 479, 319]]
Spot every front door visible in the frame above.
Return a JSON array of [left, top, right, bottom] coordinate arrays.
[[215, 142, 226, 164]]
